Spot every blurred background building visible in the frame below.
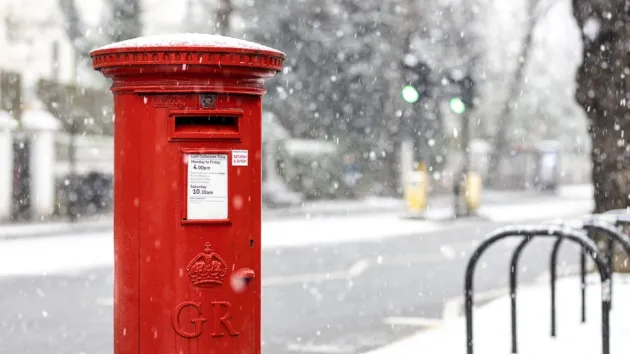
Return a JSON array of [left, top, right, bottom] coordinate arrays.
[[0, 0, 591, 223]]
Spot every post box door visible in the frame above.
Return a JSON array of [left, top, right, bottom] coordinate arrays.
[[135, 93, 262, 353]]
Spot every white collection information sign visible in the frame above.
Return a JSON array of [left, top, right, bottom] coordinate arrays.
[[186, 154, 228, 220], [232, 150, 248, 166]]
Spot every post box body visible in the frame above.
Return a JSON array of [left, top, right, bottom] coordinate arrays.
[[91, 34, 284, 354]]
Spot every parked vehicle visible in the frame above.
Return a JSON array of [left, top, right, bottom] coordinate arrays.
[[276, 139, 356, 200], [262, 180, 304, 208]]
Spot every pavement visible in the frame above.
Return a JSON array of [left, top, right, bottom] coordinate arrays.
[[365, 273, 630, 354], [0, 184, 599, 354], [0, 215, 112, 241], [260, 187, 569, 219], [0, 184, 593, 241], [0, 219, 589, 354]]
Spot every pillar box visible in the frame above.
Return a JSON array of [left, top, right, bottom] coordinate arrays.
[[90, 34, 284, 354]]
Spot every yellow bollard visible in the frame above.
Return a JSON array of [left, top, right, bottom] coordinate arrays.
[[405, 170, 428, 215], [464, 171, 482, 212]]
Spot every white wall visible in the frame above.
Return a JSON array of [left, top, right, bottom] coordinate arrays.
[[0, 0, 215, 93], [0, 0, 78, 99]]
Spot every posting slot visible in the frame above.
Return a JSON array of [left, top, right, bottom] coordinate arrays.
[[169, 111, 242, 140]]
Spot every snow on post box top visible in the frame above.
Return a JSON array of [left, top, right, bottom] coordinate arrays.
[[90, 33, 285, 74]]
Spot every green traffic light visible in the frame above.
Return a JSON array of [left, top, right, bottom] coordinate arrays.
[[402, 85, 420, 103], [450, 97, 466, 114]]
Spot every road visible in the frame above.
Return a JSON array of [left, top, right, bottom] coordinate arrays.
[[0, 214, 587, 354]]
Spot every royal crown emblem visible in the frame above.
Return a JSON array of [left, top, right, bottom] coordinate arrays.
[[186, 243, 228, 287]]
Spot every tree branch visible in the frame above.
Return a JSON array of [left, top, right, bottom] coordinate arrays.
[[58, 0, 94, 57], [103, 0, 143, 42], [216, 0, 233, 35], [488, 0, 560, 185]]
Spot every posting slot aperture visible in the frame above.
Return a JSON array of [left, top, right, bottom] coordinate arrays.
[[175, 115, 239, 134]]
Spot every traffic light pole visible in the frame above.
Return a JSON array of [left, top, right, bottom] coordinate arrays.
[[401, 59, 431, 173], [451, 75, 474, 218], [453, 114, 469, 217], [462, 110, 470, 172]]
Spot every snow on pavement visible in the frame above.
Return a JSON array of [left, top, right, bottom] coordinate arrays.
[[0, 219, 111, 239], [0, 214, 442, 277], [261, 213, 441, 249], [478, 198, 594, 222], [365, 274, 630, 354], [0, 196, 595, 277], [0, 232, 113, 277]]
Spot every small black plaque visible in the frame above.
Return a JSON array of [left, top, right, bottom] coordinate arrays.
[[200, 94, 217, 109]]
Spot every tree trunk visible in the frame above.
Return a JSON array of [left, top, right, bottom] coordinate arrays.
[[58, 0, 93, 57], [573, 0, 630, 271], [106, 0, 143, 43], [216, 0, 233, 36], [488, 0, 539, 186]]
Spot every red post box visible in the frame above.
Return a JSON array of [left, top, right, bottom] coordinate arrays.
[[90, 34, 284, 353]]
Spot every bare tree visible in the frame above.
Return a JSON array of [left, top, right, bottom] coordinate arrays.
[[572, 0, 630, 270], [185, 0, 233, 35], [572, 0, 630, 212], [215, 0, 233, 35], [58, 0, 94, 57], [488, 0, 559, 185], [58, 0, 142, 56], [104, 0, 143, 43]]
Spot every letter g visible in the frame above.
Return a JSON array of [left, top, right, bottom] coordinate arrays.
[[172, 301, 207, 338]]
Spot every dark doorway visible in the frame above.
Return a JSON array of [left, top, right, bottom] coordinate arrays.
[[12, 134, 31, 221]]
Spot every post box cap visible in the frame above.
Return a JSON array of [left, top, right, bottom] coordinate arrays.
[[92, 33, 283, 55], [91, 33, 284, 73]]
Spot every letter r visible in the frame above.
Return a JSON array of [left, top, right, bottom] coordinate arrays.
[[211, 301, 240, 337]]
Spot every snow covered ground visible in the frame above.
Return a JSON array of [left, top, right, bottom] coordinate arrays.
[[0, 218, 112, 240], [0, 184, 593, 238], [0, 232, 113, 277], [477, 198, 593, 222], [0, 214, 445, 277], [262, 193, 593, 250], [262, 213, 443, 249], [0, 194, 595, 277], [365, 273, 630, 354]]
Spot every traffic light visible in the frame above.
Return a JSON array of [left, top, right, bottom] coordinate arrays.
[[402, 85, 420, 103], [449, 75, 475, 114], [449, 97, 466, 114], [401, 60, 430, 104]]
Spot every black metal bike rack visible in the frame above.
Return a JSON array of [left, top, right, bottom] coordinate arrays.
[[508, 236, 533, 354], [579, 212, 630, 323], [465, 225, 612, 354], [546, 217, 630, 337]]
